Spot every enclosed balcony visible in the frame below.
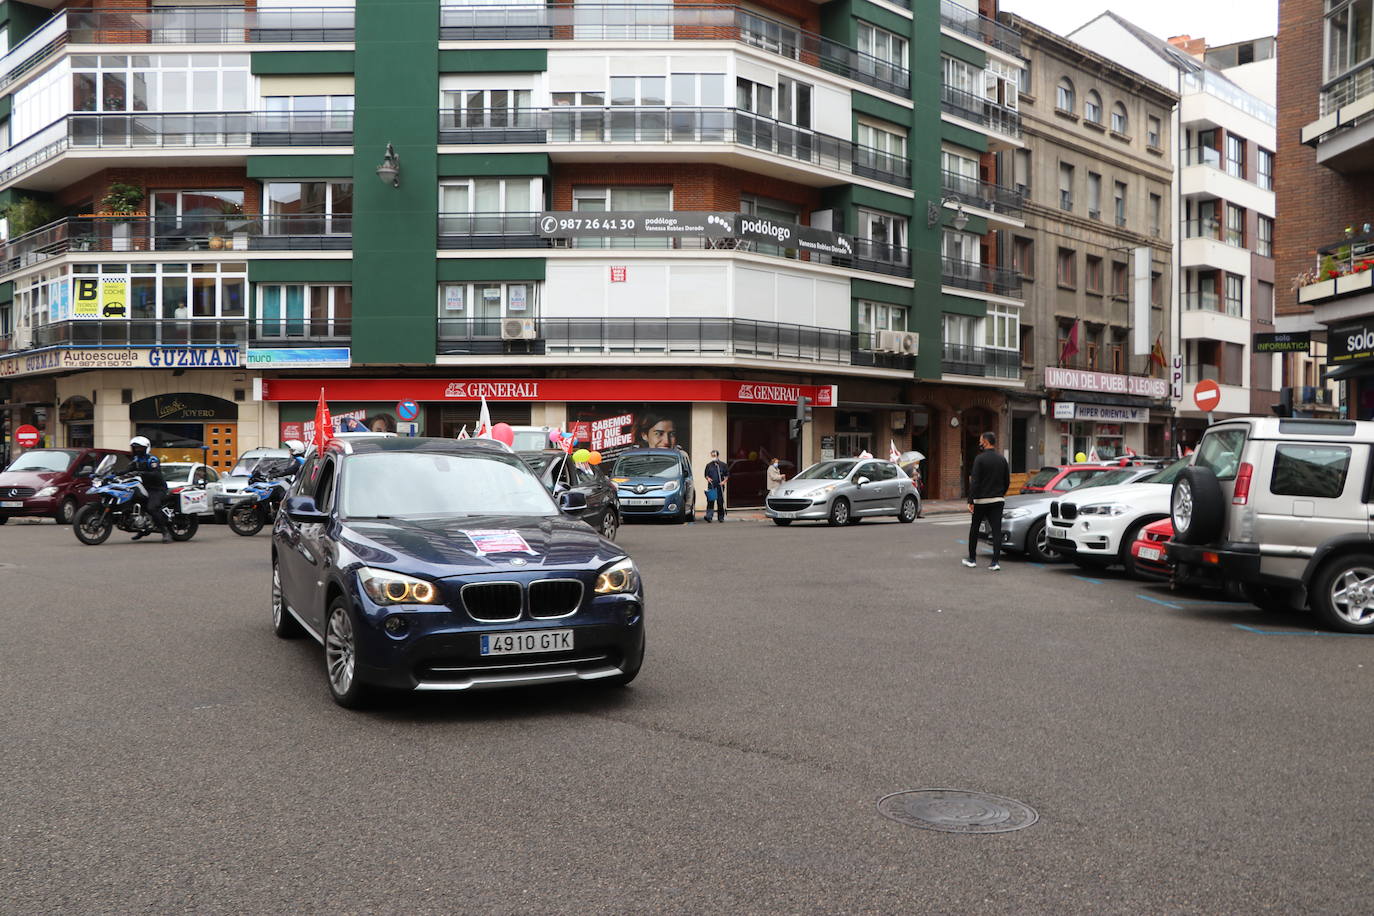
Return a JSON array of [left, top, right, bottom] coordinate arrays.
[[940, 84, 1022, 145], [438, 107, 910, 190], [437, 4, 909, 96]]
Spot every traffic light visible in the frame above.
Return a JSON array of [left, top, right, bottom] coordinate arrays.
[[796, 395, 812, 424], [789, 419, 802, 439]]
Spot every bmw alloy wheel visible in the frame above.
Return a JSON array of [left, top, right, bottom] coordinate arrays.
[[326, 606, 356, 694], [1329, 566, 1374, 626], [272, 563, 283, 629]]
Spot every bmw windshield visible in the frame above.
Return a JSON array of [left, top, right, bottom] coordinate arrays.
[[795, 460, 857, 481], [342, 452, 559, 519]]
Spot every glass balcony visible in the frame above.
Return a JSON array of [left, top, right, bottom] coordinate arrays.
[[252, 319, 352, 346], [1182, 291, 1243, 317], [940, 84, 1022, 139], [941, 257, 1023, 299], [939, 170, 1025, 220], [939, 0, 1021, 56], [941, 343, 1021, 379], [438, 4, 909, 95], [1181, 219, 1244, 247], [438, 107, 911, 188], [31, 319, 249, 348]]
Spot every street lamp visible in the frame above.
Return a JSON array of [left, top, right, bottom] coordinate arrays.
[[375, 143, 401, 188], [927, 197, 969, 231]]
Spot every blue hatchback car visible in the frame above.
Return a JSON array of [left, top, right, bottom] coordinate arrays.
[[608, 448, 695, 523], [271, 437, 646, 708]]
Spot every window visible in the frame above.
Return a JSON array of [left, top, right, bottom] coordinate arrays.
[[574, 185, 672, 249], [1225, 134, 1246, 178], [1086, 326, 1101, 369], [1085, 90, 1103, 124], [1147, 115, 1162, 148], [1327, 0, 1374, 79], [150, 189, 246, 246], [62, 261, 246, 324], [859, 121, 908, 173], [441, 87, 532, 129], [1111, 101, 1128, 134], [1056, 76, 1075, 111], [1020, 325, 1034, 364], [1226, 204, 1245, 247], [943, 55, 979, 95], [1114, 181, 1127, 227], [985, 302, 1019, 350], [1272, 445, 1351, 498], [262, 182, 352, 235], [1256, 281, 1275, 322], [1087, 172, 1101, 218], [857, 301, 909, 345], [941, 149, 978, 181], [1111, 329, 1126, 374], [1057, 248, 1076, 288], [1013, 147, 1031, 191], [72, 53, 249, 114], [1152, 271, 1163, 307], [1150, 193, 1163, 237], [857, 22, 907, 83], [1257, 148, 1274, 189], [1085, 255, 1103, 294], [258, 284, 351, 338], [439, 176, 539, 225], [1195, 428, 1247, 479], [1111, 261, 1128, 298], [437, 281, 541, 334], [1059, 162, 1074, 210], [942, 230, 981, 281], [1018, 58, 1031, 96], [263, 94, 354, 131], [857, 209, 909, 265], [1225, 274, 1244, 317], [1188, 270, 1220, 312], [1012, 236, 1034, 279]]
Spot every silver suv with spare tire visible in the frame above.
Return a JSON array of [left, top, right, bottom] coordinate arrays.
[[1168, 417, 1374, 632]]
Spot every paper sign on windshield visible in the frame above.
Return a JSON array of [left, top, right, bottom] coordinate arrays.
[[465, 529, 537, 555]]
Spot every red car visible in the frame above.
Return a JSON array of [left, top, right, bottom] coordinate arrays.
[[1019, 464, 1120, 496], [0, 447, 131, 524], [1129, 518, 1173, 579]]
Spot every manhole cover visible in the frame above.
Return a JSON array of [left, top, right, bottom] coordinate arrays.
[[877, 789, 1038, 834]]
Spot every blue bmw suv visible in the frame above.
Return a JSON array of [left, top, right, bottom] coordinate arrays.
[[271, 437, 645, 707]]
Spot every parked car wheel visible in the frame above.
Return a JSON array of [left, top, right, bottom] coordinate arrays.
[[898, 496, 919, 523], [271, 557, 304, 639], [772, 518, 792, 526], [1119, 521, 1151, 579], [828, 498, 851, 527], [1240, 582, 1295, 614], [56, 497, 78, 525], [1312, 556, 1374, 633], [1171, 467, 1225, 545], [72, 504, 111, 545], [600, 508, 619, 541], [1025, 519, 1061, 563], [325, 598, 373, 708]]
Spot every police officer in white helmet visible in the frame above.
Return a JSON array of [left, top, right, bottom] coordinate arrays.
[[128, 435, 171, 543]]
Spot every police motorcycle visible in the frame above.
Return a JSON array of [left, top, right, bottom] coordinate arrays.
[[226, 446, 303, 537], [72, 454, 205, 545]]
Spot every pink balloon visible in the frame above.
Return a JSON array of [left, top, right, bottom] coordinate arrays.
[[491, 422, 515, 446], [548, 429, 562, 443]]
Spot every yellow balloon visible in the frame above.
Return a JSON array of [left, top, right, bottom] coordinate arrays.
[[1075, 452, 1088, 464], [572, 449, 591, 464]]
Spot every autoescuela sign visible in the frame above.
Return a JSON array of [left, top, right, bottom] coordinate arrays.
[[261, 378, 840, 407], [0, 346, 241, 379]]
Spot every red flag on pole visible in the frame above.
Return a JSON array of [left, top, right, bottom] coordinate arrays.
[[313, 388, 332, 452], [1059, 320, 1080, 364]]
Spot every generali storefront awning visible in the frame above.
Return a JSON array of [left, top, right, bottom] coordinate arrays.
[[258, 378, 839, 406]]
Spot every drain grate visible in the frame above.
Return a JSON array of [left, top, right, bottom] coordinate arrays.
[[877, 789, 1038, 834]]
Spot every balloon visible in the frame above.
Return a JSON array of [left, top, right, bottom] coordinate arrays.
[[1075, 451, 1088, 464], [588, 451, 602, 465], [491, 423, 515, 446], [572, 448, 591, 464], [548, 429, 562, 443]]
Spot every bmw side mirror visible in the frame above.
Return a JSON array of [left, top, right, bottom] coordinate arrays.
[[285, 495, 327, 523], [559, 491, 588, 515]]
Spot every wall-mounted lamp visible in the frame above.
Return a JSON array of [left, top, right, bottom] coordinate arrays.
[[927, 197, 969, 231], [375, 143, 401, 188]]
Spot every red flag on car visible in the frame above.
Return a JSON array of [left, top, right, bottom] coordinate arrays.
[[313, 388, 332, 452]]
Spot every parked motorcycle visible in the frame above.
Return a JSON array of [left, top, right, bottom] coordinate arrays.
[[226, 457, 299, 537], [72, 455, 204, 545]]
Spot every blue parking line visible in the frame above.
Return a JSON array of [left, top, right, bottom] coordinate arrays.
[[1138, 594, 1183, 609], [1074, 576, 1104, 585], [955, 539, 967, 545], [1233, 624, 1374, 638]]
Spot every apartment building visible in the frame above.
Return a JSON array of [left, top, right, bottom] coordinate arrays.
[[1071, 13, 1278, 447], [0, 0, 1025, 500], [1002, 14, 1175, 469], [1281, 0, 1374, 421]]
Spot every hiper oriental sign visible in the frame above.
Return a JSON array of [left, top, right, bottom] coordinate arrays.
[[1044, 367, 1168, 399], [260, 378, 840, 407]]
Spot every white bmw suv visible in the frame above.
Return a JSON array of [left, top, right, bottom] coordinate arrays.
[[1045, 458, 1190, 575]]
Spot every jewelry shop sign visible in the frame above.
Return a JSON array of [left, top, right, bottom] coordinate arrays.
[[1044, 367, 1169, 399]]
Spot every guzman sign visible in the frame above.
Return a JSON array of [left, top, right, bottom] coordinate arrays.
[[0, 346, 241, 379]]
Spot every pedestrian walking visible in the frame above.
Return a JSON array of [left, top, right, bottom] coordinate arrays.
[[703, 450, 729, 522], [963, 431, 1009, 571], [766, 457, 785, 493]]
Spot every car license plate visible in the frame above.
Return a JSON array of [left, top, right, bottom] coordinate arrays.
[[480, 629, 573, 656], [774, 511, 797, 519], [1137, 546, 1163, 562], [1, 501, 22, 508], [620, 498, 660, 506]]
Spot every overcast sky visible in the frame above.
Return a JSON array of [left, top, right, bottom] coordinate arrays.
[[1000, 0, 1279, 47]]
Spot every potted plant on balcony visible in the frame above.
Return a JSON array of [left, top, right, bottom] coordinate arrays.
[[97, 182, 146, 252], [207, 199, 249, 251]]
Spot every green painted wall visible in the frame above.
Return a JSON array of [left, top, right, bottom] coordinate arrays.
[[1, 2, 51, 44], [438, 153, 550, 178], [0, 280, 13, 304], [248, 155, 354, 179], [351, 0, 440, 364], [851, 92, 911, 128], [438, 49, 547, 72], [251, 51, 355, 75], [941, 34, 987, 68]]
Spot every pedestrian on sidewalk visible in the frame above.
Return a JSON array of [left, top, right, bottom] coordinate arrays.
[[703, 450, 729, 522], [766, 457, 785, 493], [963, 431, 1009, 571]]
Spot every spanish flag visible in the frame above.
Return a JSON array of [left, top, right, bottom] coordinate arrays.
[[1151, 333, 1167, 369]]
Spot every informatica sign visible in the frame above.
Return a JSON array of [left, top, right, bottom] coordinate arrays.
[[1043, 366, 1169, 399], [0, 346, 242, 379], [261, 378, 839, 407], [1254, 332, 1312, 354], [538, 211, 855, 256]]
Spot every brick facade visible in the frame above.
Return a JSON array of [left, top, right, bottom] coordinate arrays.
[[550, 164, 823, 216], [54, 167, 263, 215]]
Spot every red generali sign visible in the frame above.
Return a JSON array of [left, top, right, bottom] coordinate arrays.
[[14, 425, 40, 448], [1193, 378, 1222, 412], [261, 379, 839, 407]]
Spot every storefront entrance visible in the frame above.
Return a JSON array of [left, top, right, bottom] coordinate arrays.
[[60, 396, 95, 449], [130, 393, 239, 472], [726, 405, 798, 508]]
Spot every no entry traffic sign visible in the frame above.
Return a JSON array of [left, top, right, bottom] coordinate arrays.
[[396, 399, 420, 422], [1193, 379, 1222, 413], [15, 424, 40, 448]]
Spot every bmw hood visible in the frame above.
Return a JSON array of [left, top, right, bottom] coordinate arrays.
[[1056, 481, 1164, 506], [337, 515, 623, 577]]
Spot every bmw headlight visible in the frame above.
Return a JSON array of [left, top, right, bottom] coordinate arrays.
[[35, 486, 58, 498], [1003, 507, 1032, 520], [357, 567, 441, 605], [595, 557, 640, 595], [661, 480, 679, 493], [1080, 504, 1129, 517]]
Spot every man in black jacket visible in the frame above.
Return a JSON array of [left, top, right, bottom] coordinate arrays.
[[964, 431, 1010, 570]]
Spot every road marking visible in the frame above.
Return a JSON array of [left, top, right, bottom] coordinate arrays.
[[1137, 594, 1183, 609], [1073, 576, 1104, 585], [1233, 624, 1374, 638]]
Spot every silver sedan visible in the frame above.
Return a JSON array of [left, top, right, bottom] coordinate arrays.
[[765, 458, 920, 526]]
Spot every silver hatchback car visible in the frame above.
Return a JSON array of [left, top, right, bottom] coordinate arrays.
[[765, 458, 920, 526]]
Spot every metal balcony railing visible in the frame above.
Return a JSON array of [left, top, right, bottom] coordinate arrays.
[[1181, 219, 1245, 248], [31, 319, 249, 348], [0, 112, 354, 186], [252, 320, 352, 345], [1322, 61, 1374, 115], [941, 343, 1021, 379], [939, 170, 1025, 219], [438, 4, 909, 95], [941, 257, 1023, 299], [437, 315, 915, 370], [940, 84, 1021, 139], [0, 215, 353, 278], [436, 212, 913, 278], [939, 0, 1021, 55], [438, 106, 910, 188], [1182, 291, 1243, 317]]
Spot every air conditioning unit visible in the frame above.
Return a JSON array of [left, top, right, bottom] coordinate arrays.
[[501, 318, 537, 340], [876, 330, 919, 355]]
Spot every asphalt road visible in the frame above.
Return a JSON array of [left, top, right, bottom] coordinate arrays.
[[1, 515, 1370, 914]]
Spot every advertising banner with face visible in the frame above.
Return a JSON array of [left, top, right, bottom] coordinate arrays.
[[567, 404, 691, 458]]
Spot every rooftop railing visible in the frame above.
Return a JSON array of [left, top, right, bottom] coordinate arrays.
[[438, 4, 909, 95], [438, 106, 911, 188], [939, 0, 1021, 55], [940, 83, 1022, 139]]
